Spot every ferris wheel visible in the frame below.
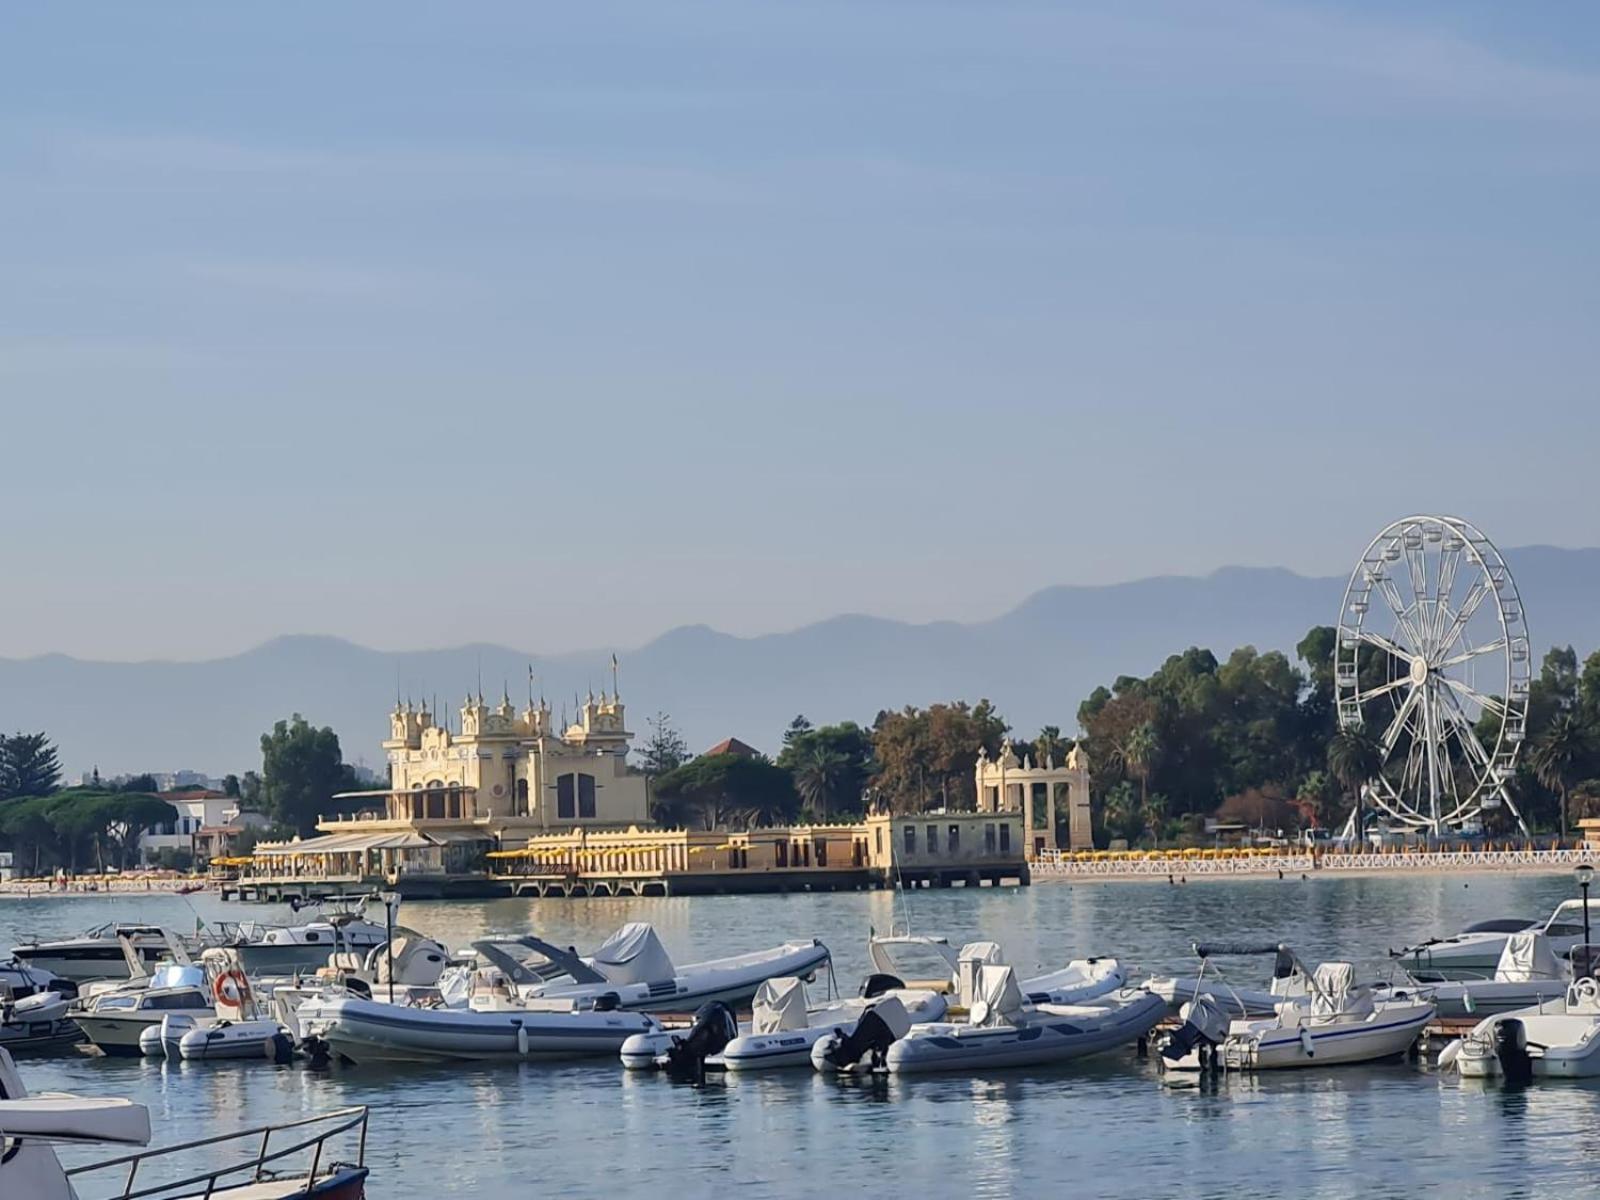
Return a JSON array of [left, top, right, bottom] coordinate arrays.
[[1335, 515, 1531, 835]]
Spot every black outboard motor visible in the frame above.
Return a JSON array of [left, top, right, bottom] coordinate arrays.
[[1159, 996, 1231, 1073], [820, 1006, 899, 1073], [858, 973, 905, 999], [1494, 1018, 1534, 1085], [664, 1001, 739, 1084]]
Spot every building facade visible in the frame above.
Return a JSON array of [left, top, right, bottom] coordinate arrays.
[[974, 742, 1093, 858], [382, 690, 650, 830]]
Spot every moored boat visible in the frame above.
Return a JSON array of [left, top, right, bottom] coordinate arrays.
[[0, 1046, 368, 1199], [1447, 976, 1600, 1081]]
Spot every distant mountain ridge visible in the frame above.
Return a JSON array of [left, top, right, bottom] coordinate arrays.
[[5, 545, 1599, 777]]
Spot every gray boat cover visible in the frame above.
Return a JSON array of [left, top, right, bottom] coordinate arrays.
[[1497, 932, 1562, 982], [752, 977, 809, 1034], [592, 923, 676, 985], [973, 965, 1025, 1027], [1310, 962, 1366, 1017]]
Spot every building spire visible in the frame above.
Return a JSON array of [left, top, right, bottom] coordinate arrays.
[[611, 653, 620, 700]]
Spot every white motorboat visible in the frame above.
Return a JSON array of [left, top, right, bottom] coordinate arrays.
[[1393, 904, 1595, 980], [1446, 976, 1600, 1081], [0, 990, 82, 1055], [12, 923, 201, 983], [222, 908, 390, 975], [0, 955, 76, 1001], [882, 963, 1166, 1074], [1388, 932, 1571, 1019], [302, 989, 663, 1063], [1160, 954, 1435, 1073], [620, 974, 948, 1071], [867, 932, 1126, 1006], [455, 923, 831, 1012], [0, 1046, 369, 1200], [74, 964, 215, 1057], [133, 950, 297, 1063], [272, 933, 457, 1041]]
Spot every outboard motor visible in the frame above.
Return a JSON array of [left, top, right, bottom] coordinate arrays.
[[818, 1006, 900, 1073], [858, 973, 904, 999], [1160, 996, 1231, 1071], [664, 1001, 739, 1084], [592, 992, 622, 1013], [1493, 1018, 1534, 1085], [266, 1030, 296, 1065]]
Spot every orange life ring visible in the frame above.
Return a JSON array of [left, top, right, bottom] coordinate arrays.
[[214, 968, 251, 1007]]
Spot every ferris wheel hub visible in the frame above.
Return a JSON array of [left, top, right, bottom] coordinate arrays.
[[1409, 657, 1429, 686]]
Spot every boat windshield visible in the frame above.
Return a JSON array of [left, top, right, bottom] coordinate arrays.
[[471, 937, 606, 986]]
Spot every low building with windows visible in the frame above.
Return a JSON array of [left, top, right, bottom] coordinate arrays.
[[139, 789, 237, 864]]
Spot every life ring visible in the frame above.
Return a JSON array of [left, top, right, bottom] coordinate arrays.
[[213, 969, 251, 1008]]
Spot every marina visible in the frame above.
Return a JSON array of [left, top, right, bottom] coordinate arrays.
[[7, 870, 1600, 1197]]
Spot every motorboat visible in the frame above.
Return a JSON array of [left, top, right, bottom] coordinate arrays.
[[221, 908, 390, 975], [1387, 932, 1571, 1019], [867, 932, 1126, 1006], [1393, 904, 1596, 981], [136, 950, 296, 1063], [11, 923, 201, 982], [1148, 944, 1315, 1018], [1445, 976, 1600, 1081], [0, 989, 82, 1055], [74, 964, 215, 1057], [300, 987, 663, 1064], [449, 923, 831, 1012], [1159, 951, 1434, 1073], [620, 973, 949, 1071], [881, 963, 1166, 1074], [0, 1046, 369, 1199], [272, 933, 456, 1042], [0, 955, 76, 1001]]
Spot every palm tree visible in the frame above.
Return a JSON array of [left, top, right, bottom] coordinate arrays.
[[1327, 727, 1382, 844], [1120, 724, 1160, 812], [793, 747, 850, 822], [1531, 713, 1592, 839]]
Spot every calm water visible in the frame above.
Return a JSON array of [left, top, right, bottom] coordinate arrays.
[[9, 873, 1600, 1199]]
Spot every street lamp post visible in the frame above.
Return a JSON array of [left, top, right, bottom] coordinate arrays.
[[379, 889, 401, 1003], [1577, 865, 1594, 979]]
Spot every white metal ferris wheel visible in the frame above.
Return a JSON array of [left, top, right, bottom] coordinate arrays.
[[1335, 515, 1531, 836]]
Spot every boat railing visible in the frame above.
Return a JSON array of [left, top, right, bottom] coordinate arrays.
[[63, 1105, 367, 1200]]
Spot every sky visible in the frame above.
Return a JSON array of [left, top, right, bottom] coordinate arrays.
[[1, 2, 1597, 662]]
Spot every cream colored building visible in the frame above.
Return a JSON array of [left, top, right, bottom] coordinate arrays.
[[381, 690, 650, 830], [975, 742, 1093, 858]]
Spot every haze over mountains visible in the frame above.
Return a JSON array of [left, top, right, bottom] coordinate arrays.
[[5, 546, 1598, 779]]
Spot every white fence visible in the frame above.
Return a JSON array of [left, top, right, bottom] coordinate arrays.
[[1032, 847, 1599, 878]]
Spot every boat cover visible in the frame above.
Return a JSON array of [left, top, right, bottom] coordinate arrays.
[[1310, 963, 1358, 1017], [1497, 932, 1562, 982], [370, 938, 450, 987], [957, 942, 1006, 967], [972, 965, 1025, 1027], [592, 924, 676, 985], [751, 977, 809, 1034]]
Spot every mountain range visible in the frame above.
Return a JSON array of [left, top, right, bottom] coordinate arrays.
[[5, 545, 1598, 778]]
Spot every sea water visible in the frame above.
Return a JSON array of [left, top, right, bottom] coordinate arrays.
[[10, 872, 1598, 1198]]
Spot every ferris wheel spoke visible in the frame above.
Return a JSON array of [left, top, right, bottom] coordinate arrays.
[[1434, 638, 1507, 672], [1434, 579, 1491, 660], [1359, 677, 1412, 703], [1441, 675, 1507, 718], [1358, 629, 1415, 665], [1436, 686, 1498, 784], [1373, 578, 1426, 650], [1404, 540, 1429, 611], [1434, 543, 1464, 639], [1377, 685, 1425, 754]]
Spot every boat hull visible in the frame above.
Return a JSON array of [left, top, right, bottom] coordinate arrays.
[[78, 1012, 211, 1058], [314, 997, 660, 1063], [1185, 1005, 1434, 1071], [886, 990, 1165, 1075]]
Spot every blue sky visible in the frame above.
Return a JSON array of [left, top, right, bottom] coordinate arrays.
[[2, 2, 1596, 660]]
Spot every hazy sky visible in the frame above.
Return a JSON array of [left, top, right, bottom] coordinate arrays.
[[2, 2, 1596, 662]]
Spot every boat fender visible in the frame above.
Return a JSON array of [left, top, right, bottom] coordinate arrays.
[[1462, 991, 1475, 1014], [859, 973, 905, 999], [1493, 1019, 1533, 1085], [514, 1021, 530, 1057], [1437, 1038, 1462, 1070], [1299, 1027, 1315, 1057]]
